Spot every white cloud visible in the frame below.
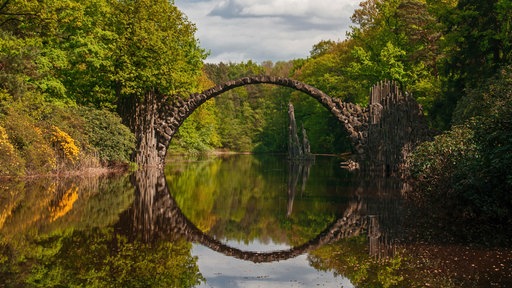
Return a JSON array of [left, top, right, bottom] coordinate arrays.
[[211, 0, 355, 20], [174, 0, 360, 63]]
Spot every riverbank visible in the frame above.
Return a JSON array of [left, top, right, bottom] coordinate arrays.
[[0, 164, 131, 182]]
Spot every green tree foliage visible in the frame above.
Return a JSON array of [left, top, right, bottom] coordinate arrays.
[[432, 0, 512, 128], [0, 0, 206, 173], [254, 85, 290, 153], [0, 0, 206, 105], [0, 32, 43, 100], [293, 0, 444, 128], [290, 95, 352, 153], [408, 66, 512, 223], [110, 0, 205, 98], [347, 0, 442, 116], [200, 61, 353, 154], [170, 99, 222, 154], [294, 40, 366, 104], [202, 61, 283, 153]]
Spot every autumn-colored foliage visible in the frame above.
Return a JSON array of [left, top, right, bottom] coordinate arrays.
[[51, 126, 80, 165]]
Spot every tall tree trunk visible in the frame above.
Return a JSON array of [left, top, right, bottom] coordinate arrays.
[[118, 89, 164, 168], [288, 102, 314, 160]]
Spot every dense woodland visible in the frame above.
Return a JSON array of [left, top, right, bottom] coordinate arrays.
[[0, 0, 511, 221]]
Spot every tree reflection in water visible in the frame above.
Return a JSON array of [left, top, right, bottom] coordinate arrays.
[[2, 155, 510, 287], [286, 160, 312, 217], [0, 175, 203, 288], [161, 155, 512, 287], [123, 167, 367, 263]]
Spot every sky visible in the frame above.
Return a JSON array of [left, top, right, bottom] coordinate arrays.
[[173, 0, 361, 64], [192, 240, 354, 287]]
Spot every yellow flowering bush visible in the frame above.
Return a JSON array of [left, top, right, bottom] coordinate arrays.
[[51, 126, 80, 164]]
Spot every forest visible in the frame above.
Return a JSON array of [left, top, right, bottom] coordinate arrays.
[[0, 0, 511, 222]]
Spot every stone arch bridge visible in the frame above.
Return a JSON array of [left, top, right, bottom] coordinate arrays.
[[152, 76, 430, 174]]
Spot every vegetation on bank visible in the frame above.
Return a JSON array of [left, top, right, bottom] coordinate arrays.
[[0, 93, 134, 176], [407, 66, 512, 224]]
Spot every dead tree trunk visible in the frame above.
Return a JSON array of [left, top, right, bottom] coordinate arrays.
[[301, 123, 311, 156], [288, 103, 303, 159], [288, 103, 314, 160]]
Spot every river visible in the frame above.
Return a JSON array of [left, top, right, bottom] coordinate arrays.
[[0, 154, 511, 287]]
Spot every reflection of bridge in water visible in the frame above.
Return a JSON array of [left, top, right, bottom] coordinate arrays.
[[116, 168, 405, 263]]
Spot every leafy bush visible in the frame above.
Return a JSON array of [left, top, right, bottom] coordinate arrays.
[[0, 125, 24, 176], [407, 67, 512, 223], [0, 96, 135, 175], [75, 107, 135, 165], [407, 124, 477, 214], [1, 107, 57, 175]]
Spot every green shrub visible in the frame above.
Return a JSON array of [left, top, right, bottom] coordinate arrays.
[[76, 107, 135, 165], [37, 104, 135, 166], [407, 66, 512, 223], [407, 124, 477, 211], [0, 125, 25, 176], [0, 95, 135, 175], [1, 108, 56, 175]]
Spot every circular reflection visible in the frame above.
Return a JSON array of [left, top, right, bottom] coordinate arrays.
[[123, 161, 369, 263]]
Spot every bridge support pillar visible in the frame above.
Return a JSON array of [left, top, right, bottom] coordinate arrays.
[[364, 81, 431, 175]]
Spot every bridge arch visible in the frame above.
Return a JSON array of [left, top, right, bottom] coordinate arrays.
[[156, 76, 368, 161], [167, 195, 367, 263]]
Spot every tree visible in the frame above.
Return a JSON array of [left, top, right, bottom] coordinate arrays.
[[110, 0, 206, 166], [1, 0, 207, 167], [347, 0, 443, 119], [169, 71, 221, 154], [408, 66, 512, 224], [432, 0, 512, 129], [294, 40, 366, 103]]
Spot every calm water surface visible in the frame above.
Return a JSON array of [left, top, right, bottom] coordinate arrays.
[[1, 154, 511, 287], [166, 155, 356, 287]]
